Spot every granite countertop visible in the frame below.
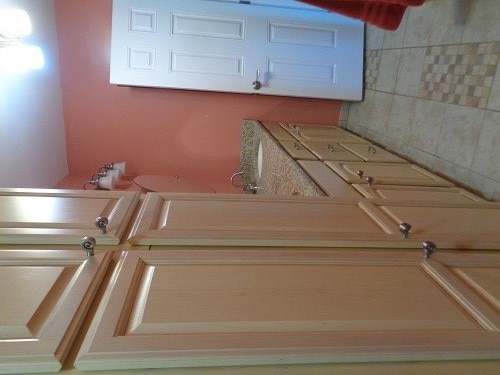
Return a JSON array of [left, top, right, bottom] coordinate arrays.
[[239, 119, 324, 196]]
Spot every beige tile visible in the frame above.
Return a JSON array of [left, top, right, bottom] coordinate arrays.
[[347, 90, 375, 127], [471, 110, 500, 182], [428, 0, 464, 45], [375, 49, 401, 92], [486, 63, 500, 110], [387, 95, 416, 144], [382, 12, 408, 49], [395, 47, 426, 96], [365, 24, 384, 50], [403, 1, 435, 47], [368, 92, 393, 135], [436, 105, 484, 168], [464, 170, 500, 201], [408, 99, 447, 154], [461, 0, 500, 43]]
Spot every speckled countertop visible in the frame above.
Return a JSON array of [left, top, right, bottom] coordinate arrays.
[[240, 120, 324, 196]]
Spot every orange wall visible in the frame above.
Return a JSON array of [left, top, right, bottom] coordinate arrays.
[[54, 0, 341, 193]]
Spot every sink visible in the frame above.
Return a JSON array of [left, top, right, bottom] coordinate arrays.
[[257, 141, 263, 179]]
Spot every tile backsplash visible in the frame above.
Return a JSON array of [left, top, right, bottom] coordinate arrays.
[[342, 0, 499, 200]]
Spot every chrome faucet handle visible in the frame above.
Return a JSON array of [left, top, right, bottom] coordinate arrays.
[[230, 171, 244, 187], [243, 182, 262, 194]]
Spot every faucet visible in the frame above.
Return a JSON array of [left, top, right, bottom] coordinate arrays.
[[243, 182, 261, 194]]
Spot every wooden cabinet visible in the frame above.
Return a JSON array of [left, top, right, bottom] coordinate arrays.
[[127, 193, 500, 249], [298, 160, 362, 198], [339, 143, 408, 163], [325, 161, 455, 187], [0, 188, 139, 246], [0, 249, 113, 374], [75, 248, 500, 371], [300, 140, 364, 161], [281, 123, 370, 143], [353, 184, 485, 203], [277, 140, 318, 160]]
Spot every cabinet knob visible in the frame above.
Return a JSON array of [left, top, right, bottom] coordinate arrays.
[[356, 170, 364, 179], [399, 222, 411, 238], [365, 176, 374, 185], [81, 236, 96, 257], [95, 216, 109, 234], [252, 70, 261, 90], [422, 241, 437, 259]]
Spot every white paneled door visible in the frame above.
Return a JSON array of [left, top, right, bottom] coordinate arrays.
[[110, 0, 364, 100]]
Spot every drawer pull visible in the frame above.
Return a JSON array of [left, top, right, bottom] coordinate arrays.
[[399, 222, 411, 238], [95, 216, 109, 234], [422, 241, 437, 259], [81, 236, 96, 257]]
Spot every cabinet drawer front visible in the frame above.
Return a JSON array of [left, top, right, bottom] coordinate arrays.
[[0, 189, 139, 245], [339, 143, 408, 163]]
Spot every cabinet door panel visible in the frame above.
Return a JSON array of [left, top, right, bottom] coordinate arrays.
[[339, 143, 408, 163], [75, 249, 500, 371], [0, 250, 112, 374], [353, 184, 485, 203], [127, 193, 403, 247], [370, 200, 500, 249], [0, 188, 139, 245], [278, 140, 318, 160], [325, 161, 454, 187], [300, 140, 364, 161]]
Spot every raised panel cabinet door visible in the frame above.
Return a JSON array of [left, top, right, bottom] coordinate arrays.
[[298, 160, 363, 198], [0, 188, 139, 245], [285, 126, 370, 143], [300, 140, 365, 161], [366, 199, 500, 249], [0, 249, 112, 374], [75, 249, 500, 371], [127, 193, 409, 247], [353, 184, 486, 203], [339, 143, 408, 163], [325, 161, 455, 187], [277, 140, 318, 160], [110, 0, 363, 100]]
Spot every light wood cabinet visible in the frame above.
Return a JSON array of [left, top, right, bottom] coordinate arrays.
[[353, 184, 486, 203], [127, 193, 500, 249], [75, 248, 500, 371], [325, 161, 455, 187], [277, 140, 318, 160], [298, 160, 363, 198], [300, 140, 365, 161], [282, 123, 370, 143], [339, 143, 408, 163], [0, 249, 113, 374], [0, 188, 139, 246]]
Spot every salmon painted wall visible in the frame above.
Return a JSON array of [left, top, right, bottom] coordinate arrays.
[[54, 0, 341, 193]]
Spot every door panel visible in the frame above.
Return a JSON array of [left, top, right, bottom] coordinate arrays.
[[0, 250, 112, 374], [339, 143, 408, 163], [278, 140, 318, 160], [75, 249, 500, 371], [353, 184, 485, 203], [127, 193, 404, 247], [0, 188, 139, 245], [325, 161, 455, 187], [110, 0, 364, 99], [300, 140, 364, 161]]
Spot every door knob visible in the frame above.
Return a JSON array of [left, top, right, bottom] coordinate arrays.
[[252, 70, 261, 90]]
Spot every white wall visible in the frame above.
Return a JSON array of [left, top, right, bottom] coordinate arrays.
[[0, 0, 67, 187]]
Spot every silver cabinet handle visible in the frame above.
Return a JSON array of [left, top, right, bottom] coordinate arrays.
[[365, 176, 374, 185], [95, 216, 109, 234], [356, 170, 364, 179], [422, 241, 437, 259], [399, 222, 411, 238], [252, 70, 261, 90], [81, 236, 96, 257]]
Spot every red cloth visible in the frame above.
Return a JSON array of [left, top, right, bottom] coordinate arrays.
[[298, 0, 425, 31]]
